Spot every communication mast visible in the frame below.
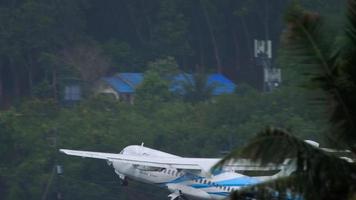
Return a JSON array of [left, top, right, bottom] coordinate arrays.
[[254, 40, 281, 92]]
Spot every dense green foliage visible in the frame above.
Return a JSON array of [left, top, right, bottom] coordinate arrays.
[[0, 0, 348, 200], [0, 79, 327, 199], [0, 0, 345, 105]]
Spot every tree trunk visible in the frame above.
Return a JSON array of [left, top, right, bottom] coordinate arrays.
[[9, 58, 21, 99], [141, 1, 153, 43], [0, 65, 3, 106], [197, 22, 205, 68], [232, 29, 240, 71], [264, 0, 270, 41], [28, 69, 33, 97], [25, 54, 34, 97], [52, 67, 58, 101], [200, 0, 223, 73], [240, 16, 253, 61], [125, 0, 145, 45]]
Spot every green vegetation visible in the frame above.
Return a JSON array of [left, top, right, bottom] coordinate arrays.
[[218, 1, 356, 200], [0, 0, 350, 200], [0, 0, 345, 104], [0, 78, 327, 199]]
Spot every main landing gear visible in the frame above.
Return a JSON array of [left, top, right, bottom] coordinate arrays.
[[168, 190, 188, 200]]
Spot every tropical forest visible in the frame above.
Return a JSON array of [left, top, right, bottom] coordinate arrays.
[[0, 0, 355, 200]]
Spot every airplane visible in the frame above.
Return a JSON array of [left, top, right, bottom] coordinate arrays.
[[60, 144, 296, 200]]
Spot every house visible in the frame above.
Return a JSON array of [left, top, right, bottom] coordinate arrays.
[[95, 72, 236, 103], [170, 73, 236, 95], [62, 79, 83, 105], [95, 73, 143, 104]]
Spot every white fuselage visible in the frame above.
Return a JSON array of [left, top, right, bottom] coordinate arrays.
[[111, 145, 270, 200]]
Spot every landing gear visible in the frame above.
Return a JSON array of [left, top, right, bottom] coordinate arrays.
[[115, 170, 128, 186], [168, 190, 188, 200], [178, 194, 188, 200], [120, 177, 128, 186]]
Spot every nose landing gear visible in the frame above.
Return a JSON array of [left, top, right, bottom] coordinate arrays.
[[115, 170, 128, 186]]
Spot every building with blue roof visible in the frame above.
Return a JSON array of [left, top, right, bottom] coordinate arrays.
[[95, 73, 236, 103], [171, 73, 236, 96]]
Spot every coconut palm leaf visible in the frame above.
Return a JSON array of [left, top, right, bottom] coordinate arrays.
[[213, 1, 338, 167], [282, 0, 356, 153], [229, 175, 303, 200], [215, 1, 356, 199], [215, 128, 356, 200], [282, 2, 332, 81], [325, 0, 356, 153]]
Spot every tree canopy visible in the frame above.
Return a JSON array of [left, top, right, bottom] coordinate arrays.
[[217, 1, 356, 199], [0, 0, 349, 200]]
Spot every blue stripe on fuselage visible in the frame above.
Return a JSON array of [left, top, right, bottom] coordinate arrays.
[[190, 177, 259, 189], [208, 192, 230, 196], [158, 174, 260, 190], [215, 177, 259, 186]]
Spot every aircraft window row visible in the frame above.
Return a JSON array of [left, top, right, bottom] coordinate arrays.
[[194, 179, 235, 192], [161, 169, 181, 177]]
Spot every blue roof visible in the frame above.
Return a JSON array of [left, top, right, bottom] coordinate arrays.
[[116, 73, 144, 87], [208, 73, 236, 95], [104, 77, 134, 93], [103, 73, 236, 95], [171, 73, 236, 95]]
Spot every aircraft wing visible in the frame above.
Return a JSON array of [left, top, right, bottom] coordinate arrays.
[[60, 149, 218, 171], [60, 149, 120, 160]]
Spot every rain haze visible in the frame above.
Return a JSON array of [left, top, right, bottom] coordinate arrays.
[[0, 1, 355, 200]]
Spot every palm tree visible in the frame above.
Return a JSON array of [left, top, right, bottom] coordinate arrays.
[[178, 72, 217, 103], [216, 1, 356, 200]]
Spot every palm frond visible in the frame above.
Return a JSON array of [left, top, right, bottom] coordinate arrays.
[[229, 175, 303, 200], [282, 2, 331, 80], [217, 2, 356, 200], [230, 172, 356, 200], [281, 1, 356, 153], [215, 128, 329, 167], [326, 0, 356, 153], [215, 128, 356, 200], [214, 128, 302, 165], [346, 0, 356, 44], [179, 72, 216, 103]]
